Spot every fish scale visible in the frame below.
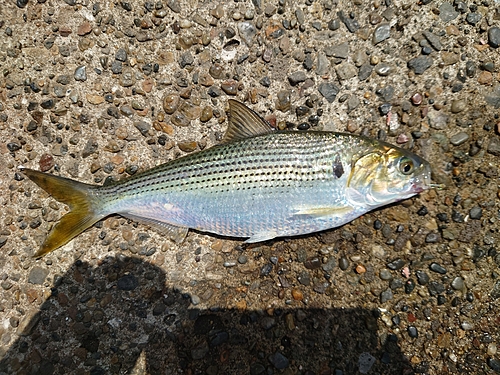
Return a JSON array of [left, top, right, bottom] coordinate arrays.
[[21, 99, 433, 257], [98, 132, 371, 239]]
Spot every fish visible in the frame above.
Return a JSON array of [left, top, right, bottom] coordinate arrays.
[[21, 99, 436, 257]]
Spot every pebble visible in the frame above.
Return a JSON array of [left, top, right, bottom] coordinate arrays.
[[336, 63, 357, 81], [429, 262, 447, 274], [466, 13, 481, 26], [407, 56, 433, 74], [163, 94, 179, 114], [469, 206, 482, 220], [374, 63, 392, 76], [487, 358, 500, 372], [422, 30, 442, 51], [416, 270, 429, 285], [439, 2, 458, 22], [451, 276, 465, 290], [288, 71, 307, 86], [450, 132, 469, 146], [28, 266, 49, 284], [117, 274, 138, 290], [379, 269, 392, 281], [74, 65, 87, 81], [339, 257, 350, 270], [177, 141, 197, 152], [450, 99, 466, 113], [488, 27, 500, 48], [238, 22, 257, 46], [268, 351, 289, 369], [380, 288, 393, 303], [358, 352, 376, 374], [407, 326, 418, 338], [338, 11, 359, 33], [372, 23, 390, 44], [318, 82, 339, 103], [324, 42, 349, 58]]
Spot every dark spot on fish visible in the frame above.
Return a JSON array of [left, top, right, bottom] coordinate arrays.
[[332, 156, 344, 178]]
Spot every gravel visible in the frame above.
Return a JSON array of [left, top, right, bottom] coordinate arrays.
[[1, 0, 500, 374]]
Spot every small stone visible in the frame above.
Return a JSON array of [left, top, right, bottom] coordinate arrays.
[[450, 132, 469, 146], [291, 288, 303, 301], [423, 30, 442, 51], [380, 288, 393, 303], [338, 11, 359, 33], [488, 358, 500, 372], [339, 257, 349, 270], [429, 262, 447, 274], [469, 206, 482, 220], [177, 141, 197, 152], [275, 91, 291, 112], [82, 137, 98, 158], [200, 106, 213, 122], [336, 63, 357, 81], [466, 13, 481, 26], [450, 99, 466, 113], [408, 56, 433, 74], [39, 153, 54, 172], [451, 277, 464, 290], [372, 23, 390, 44], [163, 94, 179, 115], [358, 352, 376, 374], [379, 269, 392, 280], [324, 42, 349, 58], [221, 80, 238, 95], [288, 71, 307, 86], [439, 2, 458, 22], [318, 82, 340, 103], [86, 94, 104, 105], [74, 66, 87, 81], [238, 22, 257, 46], [358, 63, 373, 80], [268, 352, 289, 369], [28, 266, 49, 284], [179, 52, 194, 68], [487, 137, 500, 156], [478, 71, 493, 85], [411, 93, 423, 105], [134, 121, 151, 137], [77, 21, 92, 36], [115, 48, 128, 62], [407, 326, 418, 338], [488, 27, 500, 48], [117, 274, 138, 290], [416, 270, 429, 285]]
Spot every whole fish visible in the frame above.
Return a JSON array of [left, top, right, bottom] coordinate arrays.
[[21, 100, 435, 257]]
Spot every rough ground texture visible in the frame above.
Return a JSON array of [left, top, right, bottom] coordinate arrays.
[[1, 0, 500, 374]]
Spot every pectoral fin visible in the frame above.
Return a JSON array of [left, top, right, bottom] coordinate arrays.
[[121, 214, 188, 244], [293, 205, 354, 218]]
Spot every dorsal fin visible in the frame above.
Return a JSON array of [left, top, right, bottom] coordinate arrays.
[[222, 99, 275, 143]]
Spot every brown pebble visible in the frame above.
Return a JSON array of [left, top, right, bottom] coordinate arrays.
[[221, 80, 238, 95], [200, 106, 213, 122], [355, 264, 367, 274], [177, 141, 198, 152], [59, 26, 72, 37], [39, 153, 54, 172], [291, 288, 303, 301], [163, 94, 179, 114], [171, 112, 191, 127], [477, 71, 493, 85], [411, 93, 423, 105], [142, 78, 154, 93], [77, 21, 92, 36]]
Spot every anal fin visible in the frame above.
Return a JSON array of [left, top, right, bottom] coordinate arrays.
[[122, 214, 188, 244], [244, 230, 278, 244]]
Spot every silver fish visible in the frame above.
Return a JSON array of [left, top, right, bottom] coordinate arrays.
[[21, 100, 434, 257]]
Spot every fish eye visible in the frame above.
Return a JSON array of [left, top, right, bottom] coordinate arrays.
[[398, 157, 415, 175]]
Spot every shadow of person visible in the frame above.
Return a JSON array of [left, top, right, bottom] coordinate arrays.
[[0, 256, 414, 375]]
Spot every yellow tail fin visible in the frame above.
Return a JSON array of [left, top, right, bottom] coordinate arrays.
[[20, 168, 104, 257]]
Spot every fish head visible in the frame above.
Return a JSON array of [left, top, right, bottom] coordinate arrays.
[[346, 145, 432, 208]]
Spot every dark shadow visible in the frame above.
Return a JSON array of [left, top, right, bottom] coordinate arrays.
[[0, 256, 414, 375]]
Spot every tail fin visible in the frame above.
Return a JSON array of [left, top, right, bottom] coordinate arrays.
[[20, 168, 105, 257]]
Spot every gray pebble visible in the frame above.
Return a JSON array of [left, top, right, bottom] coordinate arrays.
[[288, 71, 307, 85], [338, 11, 359, 33], [450, 132, 469, 146], [451, 276, 465, 290], [74, 65, 87, 81], [295, 9, 305, 25], [380, 288, 393, 303], [487, 358, 500, 372], [223, 261, 237, 267], [488, 27, 500, 48], [339, 256, 349, 270], [179, 52, 194, 68], [324, 42, 349, 58], [427, 111, 449, 130], [318, 82, 340, 103], [379, 269, 392, 281], [487, 137, 500, 156], [466, 13, 481, 26], [134, 121, 151, 137], [407, 326, 418, 338], [268, 351, 289, 369], [336, 63, 357, 81], [347, 95, 360, 112], [429, 262, 447, 274], [191, 295, 200, 305], [416, 270, 429, 285], [238, 22, 257, 46], [237, 255, 247, 264], [358, 352, 376, 374], [111, 60, 123, 74], [316, 53, 330, 76], [450, 99, 466, 113], [374, 63, 392, 76], [439, 2, 458, 22], [117, 274, 138, 290], [115, 48, 128, 62], [358, 63, 373, 80], [372, 23, 391, 44], [422, 30, 442, 51], [408, 56, 433, 75], [469, 206, 482, 220], [28, 266, 49, 285]]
